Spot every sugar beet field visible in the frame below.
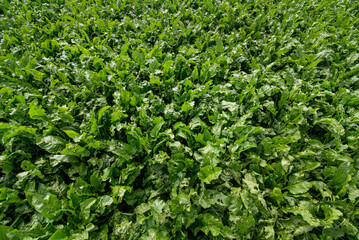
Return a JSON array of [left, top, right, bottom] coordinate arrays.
[[0, 0, 359, 239]]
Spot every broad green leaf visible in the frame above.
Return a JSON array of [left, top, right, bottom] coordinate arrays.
[[0, 225, 13, 240], [49, 230, 68, 240], [287, 181, 313, 195], [182, 101, 194, 112], [112, 186, 132, 204], [29, 104, 46, 120], [306, 59, 322, 69], [63, 130, 81, 139], [61, 144, 90, 158], [37, 136, 66, 153], [98, 106, 110, 121], [321, 205, 343, 225], [198, 165, 222, 184], [50, 155, 78, 167], [314, 118, 345, 136], [80, 198, 97, 221], [283, 205, 321, 226]]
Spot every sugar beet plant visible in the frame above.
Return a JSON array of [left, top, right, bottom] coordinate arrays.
[[1, 0, 359, 239]]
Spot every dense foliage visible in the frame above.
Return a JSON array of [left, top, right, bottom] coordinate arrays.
[[1, 0, 359, 239]]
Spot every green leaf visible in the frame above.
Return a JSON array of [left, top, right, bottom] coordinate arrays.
[[181, 101, 194, 112], [222, 101, 238, 114], [25, 183, 66, 220], [50, 155, 78, 167], [29, 69, 45, 81], [96, 195, 113, 214], [198, 165, 222, 184], [321, 205, 343, 225], [29, 103, 46, 120], [283, 205, 321, 226], [330, 163, 352, 187], [287, 181, 313, 195], [0, 225, 13, 240], [61, 144, 90, 158], [112, 186, 132, 204], [97, 106, 111, 121], [80, 198, 97, 221], [151, 117, 165, 138], [314, 118, 345, 136], [192, 67, 199, 80], [37, 136, 66, 153], [150, 75, 161, 85], [306, 59, 322, 69], [49, 230, 68, 240], [63, 130, 81, 139], [90, 171, 103, 190]]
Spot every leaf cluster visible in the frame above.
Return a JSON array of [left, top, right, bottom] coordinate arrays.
[[1, 0, 359, 239]]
